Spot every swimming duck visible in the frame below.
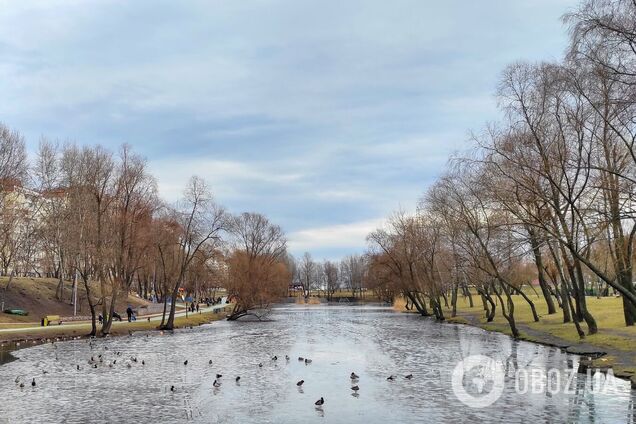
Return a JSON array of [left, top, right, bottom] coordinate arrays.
[[213, 379, 221, 388], [314, 397, 324, 406], [350, 372, 359, 379], [351, 385, 359, 391], [296, 380, 304, 386], [404, 374, 413, 380]]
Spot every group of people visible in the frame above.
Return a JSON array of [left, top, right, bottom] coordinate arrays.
[[186, 296, 225, 313], [202, 297, 223, 307], [97, 306, 136, 324], [97, 296, 226, 324]]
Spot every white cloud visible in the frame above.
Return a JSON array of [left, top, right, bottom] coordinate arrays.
[[287, 218, 384, 252], [149, 157, 304, 202]]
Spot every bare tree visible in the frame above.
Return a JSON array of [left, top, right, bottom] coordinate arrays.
[[160, 176, 225, 330], [226, 212, 288, 320]]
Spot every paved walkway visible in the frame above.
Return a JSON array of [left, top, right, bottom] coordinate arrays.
[[0, 302, 230, 335]]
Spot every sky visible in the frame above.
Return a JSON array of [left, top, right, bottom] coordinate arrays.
[[0, 0, 578, 260]]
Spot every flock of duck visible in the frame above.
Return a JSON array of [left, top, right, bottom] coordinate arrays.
[[12, 337, 416, 410]]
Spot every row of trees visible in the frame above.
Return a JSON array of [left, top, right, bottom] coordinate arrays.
[[366, 0, 636, 338], [290, 252, 369, 301], [0, 128, 290, 334]]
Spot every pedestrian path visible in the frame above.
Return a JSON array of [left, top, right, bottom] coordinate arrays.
[[0, 302, 230, 335]]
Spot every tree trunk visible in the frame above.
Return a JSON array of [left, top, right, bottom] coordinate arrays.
[[527, 227, 556, 314], [495, 282, 519, 339]]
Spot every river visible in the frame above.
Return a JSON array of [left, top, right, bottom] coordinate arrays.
[[0, 305, 633, 423]]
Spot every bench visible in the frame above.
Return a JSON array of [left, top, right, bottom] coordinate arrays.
[[41, 315, 62, 326]]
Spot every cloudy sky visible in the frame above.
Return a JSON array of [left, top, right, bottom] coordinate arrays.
[[0, 0, 577, 259]]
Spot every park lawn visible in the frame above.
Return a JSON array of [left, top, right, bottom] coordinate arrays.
[[456, 294, 635, 350]]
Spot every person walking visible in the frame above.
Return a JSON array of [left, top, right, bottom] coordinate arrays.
[[126, 306, 133, 322]]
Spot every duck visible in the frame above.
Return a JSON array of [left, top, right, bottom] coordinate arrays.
[[285, 355, 290, 361], [209, 360, 213, 365], [216, 373, 222, 379], [170, 385, 176, 392], [298, 357, 304, 361], [14, 376, 20, 384], [387, 375, 395, 381], [404, 374, 413, 380], [258, 363, 263, 368], [296, 380, 304, 386], [31, 378, 36, 387], [76, 365, 81, 371], [272, 355, 278, 361], [183, 360, 188, 366], [19, 382, 24, 388], [351, 385, 359, 391], [350, 372, 359, 380], [142, 360, 145, 366], [304, 358, 312, 364], [93, 364, 98, 369], [235, 376, 241, 382], [213, 379, 221, 388], [314, 397, 324, 406]]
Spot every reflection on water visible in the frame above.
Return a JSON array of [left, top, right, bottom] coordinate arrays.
[[0, 306, 633, 423]]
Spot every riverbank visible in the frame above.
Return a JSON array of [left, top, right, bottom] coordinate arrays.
[[394, 295, 636, 389], [0, 305, 231, 364]]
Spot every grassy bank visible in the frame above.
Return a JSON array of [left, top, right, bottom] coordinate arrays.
[[0, 309, 227, 345], [0, 276, 150, 324], [394, 294, 636, 388]]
